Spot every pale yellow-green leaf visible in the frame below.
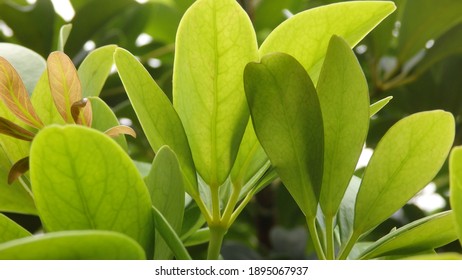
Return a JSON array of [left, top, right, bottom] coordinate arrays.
[[173, 0, 259, 187]]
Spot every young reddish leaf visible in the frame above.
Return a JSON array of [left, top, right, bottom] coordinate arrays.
[[0, 117, 35, 141], [71, 98, 92, 127], [8, 157, 29, 184], [47, 51, 82, 123], [105, 125, 136, 138], [0, 57, 44, 128]]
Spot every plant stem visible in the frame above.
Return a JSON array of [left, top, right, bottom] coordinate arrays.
[[207, 225, 227, 260], [211, 185, 221, 222], [229, 188, 255, 225], [325, 215, 335, 260], [306, 216, 326, 260], [337, 231, 360, 260], [221, 184, 241, 224]]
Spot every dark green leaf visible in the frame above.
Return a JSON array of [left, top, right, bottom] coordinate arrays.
[[244, 52, 323, 218], [317, 35, 369, 218], [396, 0, 462, 64], [0, 0, 55, 56]]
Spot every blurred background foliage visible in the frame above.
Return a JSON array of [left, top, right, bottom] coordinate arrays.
[[1, 0, 462, 259]]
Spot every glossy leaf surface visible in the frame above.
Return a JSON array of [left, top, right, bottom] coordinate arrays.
[[244, 52, 323, 218], [30, 125, 154, 257], [173, 0, 259, 187]]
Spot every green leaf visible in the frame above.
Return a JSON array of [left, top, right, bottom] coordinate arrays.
[[0, 213, 31, 243], [0, 105, 30, 165], [0, 148, 36, 215], [0, 230, 145, 260], [337, 176, 361, 246], [354, 111, 455, 236], [244, 52, 323, 218], [0, 56, 44, 128], [359, 211, 457, 259], [317, 35, 369, 218], [88, 96, 128, 151], [145, 146, 185, 260], [57, 24, 72, 52], [183, 228, 210, 247], [114, 47, 198, 198], [370, 96, 393, 117], [30, 125, 154, 258], [0, 43, 46, 94], [259, 1, 396, 83], [173, 0, 259, 187], [143, 2, 182, 44], [396, 0, 462, 64], [152, 206, 191, 260], [402, 253, 462, 260], [47, 51, 82, 123], [78, 45, 117, 98], [413, 24, 462, 78], [31, 72, 65, 127], [450, 146, 462, 246]]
